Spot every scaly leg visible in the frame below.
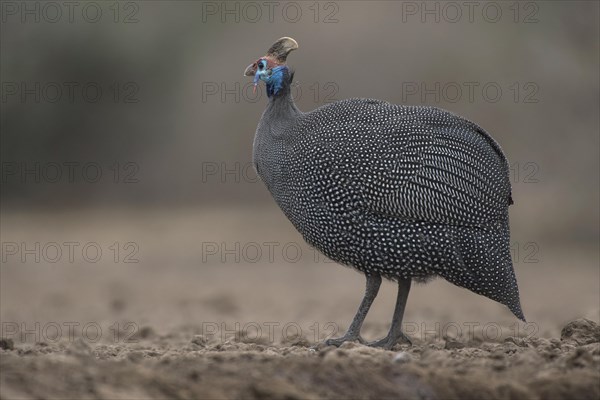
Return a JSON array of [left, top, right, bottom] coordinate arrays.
[[368, 278, 412, 349], [325, 274, 382, 346]]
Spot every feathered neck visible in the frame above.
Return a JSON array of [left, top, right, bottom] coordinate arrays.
[[266, 67, 301, 119]]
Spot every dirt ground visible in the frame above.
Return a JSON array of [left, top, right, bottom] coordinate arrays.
[[1, 208, 599, 400]]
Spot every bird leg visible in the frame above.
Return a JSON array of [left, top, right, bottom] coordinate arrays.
[[325, 274, 382, 347], [368, 278, 412, 349]]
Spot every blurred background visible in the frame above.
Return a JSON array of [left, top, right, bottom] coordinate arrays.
[[1, 1, 598, 344]]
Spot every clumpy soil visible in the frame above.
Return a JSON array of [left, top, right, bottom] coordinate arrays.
[[1, 210, 599, 399], [1, 319, 598, 400]]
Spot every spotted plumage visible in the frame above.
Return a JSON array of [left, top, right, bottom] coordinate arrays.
[[245, 38, 525, 348]]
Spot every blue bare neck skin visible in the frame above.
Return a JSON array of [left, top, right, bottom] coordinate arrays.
[[265, 66, 301, 119], [265, 65, 289, 98]]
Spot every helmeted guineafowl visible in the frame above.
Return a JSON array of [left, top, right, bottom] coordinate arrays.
[[244, 37, 525, 349]]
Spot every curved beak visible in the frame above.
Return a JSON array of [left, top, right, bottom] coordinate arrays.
[[244, 63, 257, 77]]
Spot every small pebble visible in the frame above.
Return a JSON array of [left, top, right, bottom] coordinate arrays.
[[393, 351, 412, 364], [191, 335, 208, 347], [0, 338, 14, 350], [445, 340, 465, 350]]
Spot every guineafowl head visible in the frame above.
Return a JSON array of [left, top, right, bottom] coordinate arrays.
[[244, 37, 298, 98]]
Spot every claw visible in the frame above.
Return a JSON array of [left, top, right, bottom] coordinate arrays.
[[367, 332, 412, 350], [325, 335, 366, 347]]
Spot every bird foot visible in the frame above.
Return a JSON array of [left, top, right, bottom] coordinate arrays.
[[324, 334, 367, 347], [367, 332, 412, 350]]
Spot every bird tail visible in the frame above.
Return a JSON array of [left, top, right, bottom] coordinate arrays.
[[444, 220, 526, 321]]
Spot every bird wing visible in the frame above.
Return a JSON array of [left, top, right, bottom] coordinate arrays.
[[294, 99, 513, 228]]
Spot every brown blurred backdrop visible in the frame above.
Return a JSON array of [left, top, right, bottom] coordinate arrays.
[[1, 1, 598, 342]]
